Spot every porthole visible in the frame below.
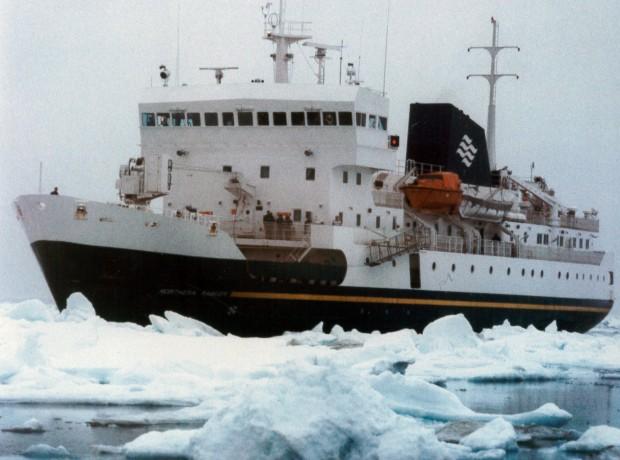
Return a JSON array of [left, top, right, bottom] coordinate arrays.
[[581, 274, 585, 280], [590, 274, 593, 281], [558, 271, 561, 279], [489, 266, 493, 274], [471, 265, 475, 273], [566, 272, 569, 280], [575, 273, 578, 280], [597, 275, 600, 281], [432, 262, 437, 271], [522, 268, 526, 277], [531, 269, 535, 277], [507, 267, 511, 276], [540, 270, 544, 278], [451, 264, 456, 272]]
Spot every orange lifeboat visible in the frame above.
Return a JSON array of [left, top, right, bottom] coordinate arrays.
[[400, 171, 463, 214]]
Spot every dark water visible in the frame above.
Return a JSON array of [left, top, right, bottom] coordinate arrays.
[[0, 404, 193, 459], [1, 381, 619, 458]]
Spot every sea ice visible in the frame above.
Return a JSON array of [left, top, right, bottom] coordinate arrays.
[[561, 425, 620, 452]]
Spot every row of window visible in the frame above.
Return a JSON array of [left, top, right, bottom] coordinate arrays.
[[141, 110, 387, 129], [430, 262, 613, 284]]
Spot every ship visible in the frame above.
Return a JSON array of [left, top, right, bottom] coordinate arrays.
[[14, 7, 614, 336]]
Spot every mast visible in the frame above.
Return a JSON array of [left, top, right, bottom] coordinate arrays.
[[262, 1, 311, 83], [467, 17, 519, 170]]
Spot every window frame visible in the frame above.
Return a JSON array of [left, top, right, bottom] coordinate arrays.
[[186, 112, 201, 127], [291, 111, 306, 126], [260, 165, 270, 179], [222, 112, 235, 126], [338, 111, 353, 126], [257, 111, 270, 126], [322, 111, 337, 126], [204, 112, 219, 126], [273, 112, 287, 126], [237, 111, 254, 126], [305, 167, 316, 181]]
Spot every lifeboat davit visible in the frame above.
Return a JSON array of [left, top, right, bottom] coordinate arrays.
[[400, 171, 463, 214]]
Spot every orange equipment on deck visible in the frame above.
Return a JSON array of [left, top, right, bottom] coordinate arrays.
[[400, 171, 463, 214]]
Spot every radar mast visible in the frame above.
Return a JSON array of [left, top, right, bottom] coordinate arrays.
[[467, 17, 519, 170], [262, 1, 311, 83]]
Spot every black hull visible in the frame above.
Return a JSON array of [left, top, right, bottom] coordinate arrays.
[[32, 241, 612, 337]]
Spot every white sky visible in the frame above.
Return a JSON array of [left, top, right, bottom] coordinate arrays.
[[1, 0, 619, 301]]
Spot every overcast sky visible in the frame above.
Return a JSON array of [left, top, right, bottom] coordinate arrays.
[[1, 0, 619, 302]]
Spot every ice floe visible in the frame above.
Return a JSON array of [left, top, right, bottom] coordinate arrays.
[[459, 417, 517, 452], [1, 417, 45, 433], [21, 443, 72, 458]]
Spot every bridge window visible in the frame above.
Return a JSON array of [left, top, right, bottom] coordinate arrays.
[[537, 234, 543, 244], [222, 112, 235, 126], [368, 114, 377, 128], [222, 165, 232, 172], [507, 267, 511, 276], [586, 239, 590, 249], [432, 262, 437, 271], [292, 112, 305, 126], [293, 209, 302, 222], [558, 271, 561, 279], [342, 171, 348, 183], [238, 111, 253, 126], [257, 112, 269, 126], [307, 111, 321, 126], [260, 166, 270, 179], [171, 112, 185, 126], [378, 116, 388, 130], [356, 172, 362, 185], [141, 113, 155, 127], [157, 113, 170, 126], [323, 112, 337, 126], [306, 168, 315, 181], [451, 264, 456, 272], [489, 266, 493, 274], [543, 234, 549, 245], [471, 265, 475, 273], [541, 270, 544, 278], [522, 268, 526, 277], [610, 271, 614, 285], [338, 112, 353, 126], [356, 214, 361, 227], [376, 216, 381, 229], [273, 112, 287, 126], [204, 112, 218, 126], [579, 238, 583, 249], [356, 112, 366, 127], [186, 113, 201, 126], [392, 216, 397, 230]]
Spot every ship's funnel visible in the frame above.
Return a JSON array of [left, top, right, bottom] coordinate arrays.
[[405, 103, 491, 187]]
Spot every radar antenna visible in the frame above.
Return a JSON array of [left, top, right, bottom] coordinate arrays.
[[467, 17, 519, 170], [199, 66, 239, 84], [302, 42, 343, 85]]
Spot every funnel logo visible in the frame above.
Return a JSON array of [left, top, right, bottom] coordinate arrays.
[[456, 134, 477, 167]]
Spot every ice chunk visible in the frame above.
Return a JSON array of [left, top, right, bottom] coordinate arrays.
[[58, 292, 95, 322], [22, 443, 71, 458], [3, 299, 58, 322], [1, 417, 45, 433], [149, 311, 222, 336], [418, 314, 479, 353], [545, 321, 558, 333], [561, 425, 620, 452], [460, 418, 517, 451], [371, 373, 571, 426], [123, 428, 197, 458]]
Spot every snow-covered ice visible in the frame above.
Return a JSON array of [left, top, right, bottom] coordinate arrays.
[[1, 296, 619, 457], [561, 425, 620, 452], [459, 418, 517, 452]]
